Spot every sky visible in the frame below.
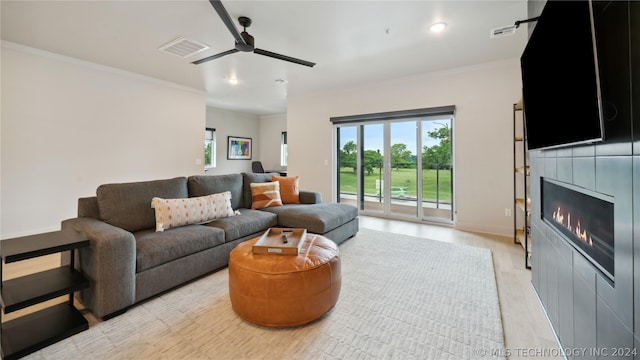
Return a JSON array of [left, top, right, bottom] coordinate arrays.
[[338, 118, 451, 155]]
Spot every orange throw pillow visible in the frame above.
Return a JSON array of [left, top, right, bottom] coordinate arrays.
[[250, 182, 283, 209], [272, 175, 300, 204]]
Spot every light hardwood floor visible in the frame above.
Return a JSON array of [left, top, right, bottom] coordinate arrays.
[[2, 216, 563, 359], [358, 215, 563, 360]]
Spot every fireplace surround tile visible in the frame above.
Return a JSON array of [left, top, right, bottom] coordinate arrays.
[[547, 233, 560, 326], [596, 297, 634, 356], [572, 157, 596, 190], [557, 256, 574, 349], [532, 156, 544, 181], [573, 248, 597, 291], [595, 141, 634, 157], [556, 232, 573, 262], [544, 157, 557, 179], [572, 143, 596, 157], [596, 275, 616, 315], [535, 228, 548, 301], [556, 147, 573, 158], [556, 157, 573, 183], [595, 156, 632, 195], [573, 269, 597, 358], [543, 148, 558, 158], [531, 223, 540, 288]]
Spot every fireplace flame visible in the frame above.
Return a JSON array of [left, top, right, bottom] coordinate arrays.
[[552, 206, 593, 246]]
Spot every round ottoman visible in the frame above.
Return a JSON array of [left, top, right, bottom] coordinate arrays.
[[228, 234, 341, 327]]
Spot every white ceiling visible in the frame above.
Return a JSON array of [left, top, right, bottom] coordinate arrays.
[[1, 0, 529, 115]]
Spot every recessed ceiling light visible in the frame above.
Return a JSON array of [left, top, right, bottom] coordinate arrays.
[[228, 78, 239, 85], [274, 78, 288, 84], [430, 22, 447, 33]]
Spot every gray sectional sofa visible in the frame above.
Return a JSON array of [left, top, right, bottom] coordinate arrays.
[[61, 172, 359, 319]]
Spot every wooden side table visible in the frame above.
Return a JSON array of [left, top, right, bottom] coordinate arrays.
[[1, 229, 90, 360]]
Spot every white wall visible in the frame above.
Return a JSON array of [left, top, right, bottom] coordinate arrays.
[[1, 42, 206, 238], [287, 58, 522, 236], [1, 41, 523, 238], [205, 106, 259, 175], [258, 113, 287, 172]]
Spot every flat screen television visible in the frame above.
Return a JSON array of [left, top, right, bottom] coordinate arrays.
[[520, 0, 605, 150]]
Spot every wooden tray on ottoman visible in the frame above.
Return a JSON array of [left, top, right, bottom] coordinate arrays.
[[252, 228, 307, 255]]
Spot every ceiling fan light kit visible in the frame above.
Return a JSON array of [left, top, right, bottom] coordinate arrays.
[[192, 0, 315, 67]]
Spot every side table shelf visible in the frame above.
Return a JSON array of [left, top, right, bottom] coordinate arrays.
[[1, 229, 90, 360]]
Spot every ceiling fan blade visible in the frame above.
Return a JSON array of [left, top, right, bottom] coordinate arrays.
[[208, 0, 246, 46], [192, 49, 239, 65], [254, 48, 316, 68]]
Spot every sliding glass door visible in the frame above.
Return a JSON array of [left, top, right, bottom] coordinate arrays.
[[389, 121, 419, 218], [337, 126, 358, 209], [421, 119, 452, 221], [336, 115, 453, 224], [337, 124, 385, 215]]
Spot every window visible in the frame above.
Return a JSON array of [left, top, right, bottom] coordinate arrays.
[[280, 131, 288, 166], [205, 128, 216, 168], [332, 106, 455, 224]]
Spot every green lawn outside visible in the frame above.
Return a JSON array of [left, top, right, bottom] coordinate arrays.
[[339, 167, 452, 202]]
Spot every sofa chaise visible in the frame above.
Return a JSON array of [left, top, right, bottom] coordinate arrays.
[[61, 172, 359, 319]]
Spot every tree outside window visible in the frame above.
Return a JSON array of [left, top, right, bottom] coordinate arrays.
[[422, 124, 451, 170]]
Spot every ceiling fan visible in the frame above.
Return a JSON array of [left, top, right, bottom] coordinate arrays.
[[192, 0, 315, 67]]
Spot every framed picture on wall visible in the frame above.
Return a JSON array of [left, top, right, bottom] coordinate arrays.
[[227, 136, 252, 160]]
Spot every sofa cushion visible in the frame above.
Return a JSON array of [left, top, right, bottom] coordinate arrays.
[[272, 175, 300, 204], [97, 177, 188, 232], [134, 225, 224, 272], [261, 203, 359, 234], [187, 174, 244, 210], [250, 182, 283, 209], [205, 209, 277, 242], [151, 192, 238, 232], [242, 172, 279, 209]]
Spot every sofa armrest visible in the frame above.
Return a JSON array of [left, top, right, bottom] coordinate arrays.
[[61, 217, 136, 319], [299, 190, 322, 204]]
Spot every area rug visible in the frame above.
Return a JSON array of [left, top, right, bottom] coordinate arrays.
[[29, 228, 506, 360]]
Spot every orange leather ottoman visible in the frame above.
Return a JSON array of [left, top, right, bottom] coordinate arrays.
[[228, 234, 341, 327]]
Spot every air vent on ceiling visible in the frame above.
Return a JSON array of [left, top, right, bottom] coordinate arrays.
[[490, 25, 517, 39], [159, 36, 209, 58]]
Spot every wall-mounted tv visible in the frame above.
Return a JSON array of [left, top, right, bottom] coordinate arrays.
[[520, 0, 605, 150]]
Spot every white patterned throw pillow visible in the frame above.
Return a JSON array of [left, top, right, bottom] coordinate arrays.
[[151, 191, 239, 232]]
